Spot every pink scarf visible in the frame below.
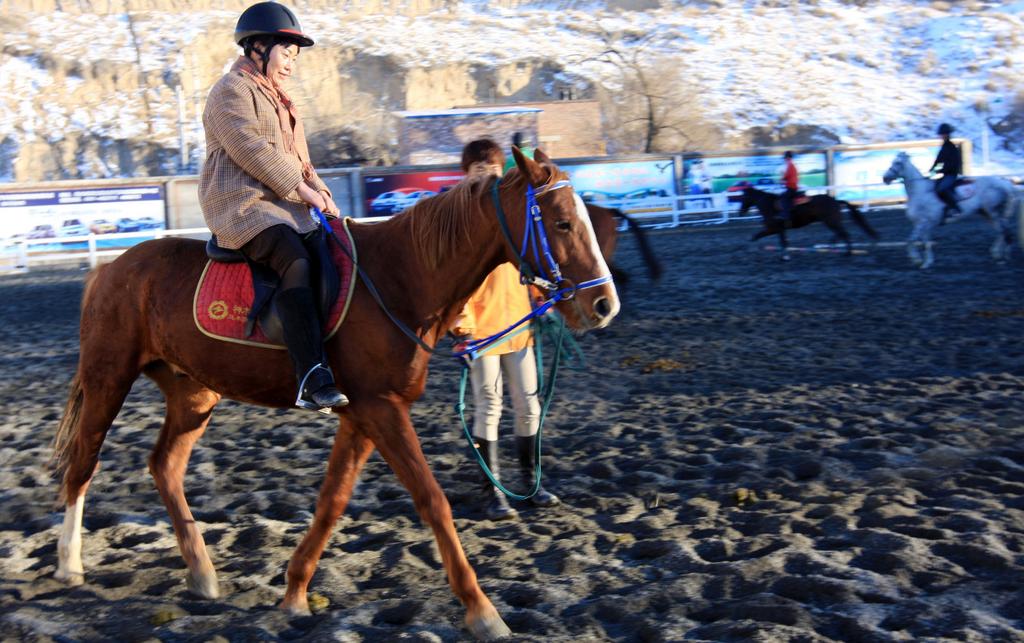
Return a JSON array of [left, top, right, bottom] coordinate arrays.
[[231, 56, 316, 181]]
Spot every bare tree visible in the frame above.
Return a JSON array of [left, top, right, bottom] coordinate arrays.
[[123, 4, 154, 138], [579, 29, 717, 154]]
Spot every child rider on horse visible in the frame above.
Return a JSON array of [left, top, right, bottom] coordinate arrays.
[[198, 2, 346, 412], [930, 123, 962, 224]]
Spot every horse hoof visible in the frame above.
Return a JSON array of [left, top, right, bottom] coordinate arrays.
[[282, 603, 311, 617], [54, 567, 85, 586], [279, 595, 311, 617], [186, 569, 221, 599], [781, 254, 792, 262], [467, 613, 512, 641]]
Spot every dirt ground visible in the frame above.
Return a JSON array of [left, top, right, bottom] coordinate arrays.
[[1, 209, 1023, 642]]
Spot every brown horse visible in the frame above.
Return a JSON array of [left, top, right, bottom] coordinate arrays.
[[586, 203, 663, 283], [50, 148, 619, 640]]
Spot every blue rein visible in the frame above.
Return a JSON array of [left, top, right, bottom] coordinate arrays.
[[313, 176, 612, 501], [463, 178, 611, 360]]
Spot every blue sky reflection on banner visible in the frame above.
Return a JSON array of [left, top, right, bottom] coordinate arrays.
[[833, 145, 940, 201], [559, 159, 677, 202]]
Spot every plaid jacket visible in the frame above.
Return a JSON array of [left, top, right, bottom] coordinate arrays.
[[199, 70, 329, 249]]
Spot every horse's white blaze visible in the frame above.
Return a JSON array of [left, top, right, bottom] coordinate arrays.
[[56, 495, 85, 582], [572, 193, 620, 324]]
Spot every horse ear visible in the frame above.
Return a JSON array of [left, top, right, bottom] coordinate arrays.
[[532, 147, 552, 165], [512, 146, 547, 186]]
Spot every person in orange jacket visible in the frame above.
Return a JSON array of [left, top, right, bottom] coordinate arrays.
[[778, 150, 799, 223], [452, 138, 560, 521]]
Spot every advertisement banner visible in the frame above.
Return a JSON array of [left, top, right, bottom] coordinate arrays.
[[682, 152, 828, 210], [362, 169, 465, 216], [0, 185, 165, 249], [558, 159, 677, 203], [832, 145, 940, 202]]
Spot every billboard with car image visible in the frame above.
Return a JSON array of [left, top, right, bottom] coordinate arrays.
[[362, 169, 465, 217], [0, 185, 165, 249], [556, 158, 677, 204]]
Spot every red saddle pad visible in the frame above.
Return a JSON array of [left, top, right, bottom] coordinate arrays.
[[193, 218, 358, 349]]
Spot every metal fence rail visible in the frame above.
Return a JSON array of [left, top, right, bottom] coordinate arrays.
[[1, 227, 209, 273], [3, 179, 1022, 273]]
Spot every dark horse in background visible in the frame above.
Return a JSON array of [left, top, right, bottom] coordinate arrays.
[[739, 187, 879, 260], [586, 202, 663, 283]]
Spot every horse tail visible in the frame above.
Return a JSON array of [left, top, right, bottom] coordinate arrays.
[[842, 201, 880, 240], [615, 209, 663, 280], [52, 266, 104, 502], [52, 373, 84, 503]]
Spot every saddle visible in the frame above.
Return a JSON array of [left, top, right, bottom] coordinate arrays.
[[195, 219, 358, 348], [774, 191, 810, 211], [933, 177, 975, 202]]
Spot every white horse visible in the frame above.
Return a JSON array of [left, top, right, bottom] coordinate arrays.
[[882, 151, 1019, 269]]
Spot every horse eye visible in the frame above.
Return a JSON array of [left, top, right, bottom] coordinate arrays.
[[555, 220, 572, 232]]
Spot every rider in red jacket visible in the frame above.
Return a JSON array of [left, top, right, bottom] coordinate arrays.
[[779, 151, 799, 222]]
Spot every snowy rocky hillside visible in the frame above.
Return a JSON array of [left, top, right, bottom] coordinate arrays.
[[2, 0, 1023, 182]]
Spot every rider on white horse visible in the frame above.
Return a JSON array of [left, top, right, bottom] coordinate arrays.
[[929, 123, 962, 224]]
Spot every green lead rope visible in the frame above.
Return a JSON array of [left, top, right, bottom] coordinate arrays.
[[455, 313, 584, 500]]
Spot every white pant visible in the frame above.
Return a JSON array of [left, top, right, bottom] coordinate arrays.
[[469, 347, 540, 442]]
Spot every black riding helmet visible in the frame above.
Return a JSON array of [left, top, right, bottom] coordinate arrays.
[[937, 123, 954, 135], [235, 2, 314, 47], [235, 2, 313, 74]]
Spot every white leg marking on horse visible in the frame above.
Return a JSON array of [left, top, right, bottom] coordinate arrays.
[[56, 495, 85, 584], [922, 242, 935, 269]]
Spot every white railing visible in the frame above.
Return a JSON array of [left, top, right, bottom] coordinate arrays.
[[3, 179, 1021, 273], [1, 227, 209, 272], [601, 176, 1024, 231], [597, 183, 876, 231]]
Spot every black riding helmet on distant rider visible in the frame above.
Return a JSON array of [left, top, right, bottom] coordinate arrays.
[[937, 123, 954, 136]]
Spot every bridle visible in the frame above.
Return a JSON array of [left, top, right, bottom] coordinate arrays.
[[884, 154, 922, 186], [313, 174, 612, 360], [490, 177, 613, 304]]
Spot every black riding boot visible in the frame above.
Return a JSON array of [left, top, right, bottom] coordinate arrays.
[[477, 439, 518, 521], [275, 287, 348, 412], [940, 196, 961, 225], [516, 435, 560, 507]]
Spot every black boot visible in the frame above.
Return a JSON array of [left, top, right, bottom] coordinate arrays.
[[297, 364, 347, 411], [940, 199, 961, 226], [275, 287, 348, 412], [477, 439, 517, 521], [516, 435, 560, 507]]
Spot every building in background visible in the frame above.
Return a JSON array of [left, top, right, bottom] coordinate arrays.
[[483, 100, 605, 159], [394, 106, 541, 166], [394, 100, 606, 165]]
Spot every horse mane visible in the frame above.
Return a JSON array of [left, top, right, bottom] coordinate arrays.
[[392, 174, 502, 270], [393, 163, 561, 270]]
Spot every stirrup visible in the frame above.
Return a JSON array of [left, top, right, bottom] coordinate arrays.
[[295, 364, 349, 414]]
